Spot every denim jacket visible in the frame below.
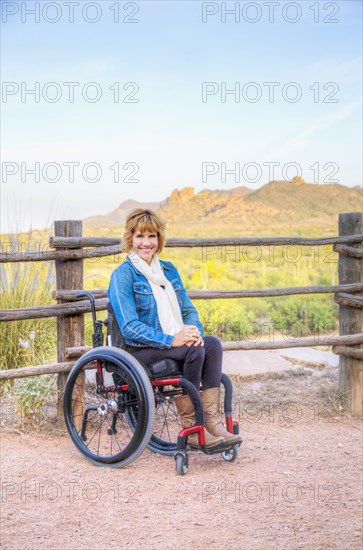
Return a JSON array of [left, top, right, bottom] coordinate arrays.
[[108, 256, 204, 349]]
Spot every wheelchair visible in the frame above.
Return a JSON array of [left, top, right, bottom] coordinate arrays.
[[63, 292, 241, 475]]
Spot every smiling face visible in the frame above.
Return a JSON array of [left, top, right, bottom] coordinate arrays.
[[132, 227, 159, 265]]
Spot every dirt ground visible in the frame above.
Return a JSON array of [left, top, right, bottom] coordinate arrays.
[[1, 368, 362, 550]]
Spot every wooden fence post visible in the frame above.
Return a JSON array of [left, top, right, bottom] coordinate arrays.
[[338, 212, 363, 414], [54, 220, 84, 422]]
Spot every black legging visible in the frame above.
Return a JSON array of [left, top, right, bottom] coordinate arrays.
[[125, 335, 222, 391]]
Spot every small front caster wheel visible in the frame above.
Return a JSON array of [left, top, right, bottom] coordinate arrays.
[[175, 453, 189, 475], [221, 445, 239, 463]]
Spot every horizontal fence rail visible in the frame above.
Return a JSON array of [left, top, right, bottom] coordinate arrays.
[[2, 234, 363, 263], [0, 299, 109, 321], [1, 333, 362, 381], [48, 235, 363, 248], [333, 244, 363, 259], [66, 333, 363, 359], [0, 362, 75, 381], [2, 284, 363, 322], [334, 293, 363, 308], [0, 245, 122, 263], [52, 284, 363, 302], [332, 346, 363, 360]]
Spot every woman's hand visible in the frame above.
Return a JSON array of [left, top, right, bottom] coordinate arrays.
[[190, 334, 204, 347], [171, 325, 204, 347], [184, 325, 204, 347]]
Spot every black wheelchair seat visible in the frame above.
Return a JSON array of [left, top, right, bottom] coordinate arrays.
[[107, 303, 183, 380]]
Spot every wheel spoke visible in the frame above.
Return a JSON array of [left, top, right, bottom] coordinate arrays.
[[85, 415, 107, 450]]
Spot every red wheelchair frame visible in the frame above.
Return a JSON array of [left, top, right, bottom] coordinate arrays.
[[63, 292, 241, 474]]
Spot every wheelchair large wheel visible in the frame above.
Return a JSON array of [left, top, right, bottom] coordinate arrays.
[[64, 347, 155, 468], [127, 387, 182, 456]]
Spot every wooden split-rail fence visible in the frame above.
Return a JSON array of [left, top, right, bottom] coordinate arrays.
[[0, 212, 362, 414]]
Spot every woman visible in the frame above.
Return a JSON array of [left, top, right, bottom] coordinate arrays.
[[108, 208, 241, 449]]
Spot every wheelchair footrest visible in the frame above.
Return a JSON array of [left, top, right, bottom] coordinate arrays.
[[203, 441, 241, 455], [188, 441, 240, 455]]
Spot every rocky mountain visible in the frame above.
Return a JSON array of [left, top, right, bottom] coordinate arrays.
[[83, 181, 362, 236], [84, 199, 162, 230]]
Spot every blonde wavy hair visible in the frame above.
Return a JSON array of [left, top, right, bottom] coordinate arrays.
[[122, 209, 166, 254]]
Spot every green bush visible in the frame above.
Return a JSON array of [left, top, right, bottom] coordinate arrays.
[[269, 295, 337, 336], [197, 299, 256, 340], [11, 374, 57, 419]]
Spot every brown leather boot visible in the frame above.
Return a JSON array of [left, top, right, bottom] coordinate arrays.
[[174, 394, 224, 449], [200, 387, 242, 445]]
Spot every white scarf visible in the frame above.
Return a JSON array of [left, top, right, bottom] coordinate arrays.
[[128, 252, 184, 336]]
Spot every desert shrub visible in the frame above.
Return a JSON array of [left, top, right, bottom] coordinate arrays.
[[10, 374, 57, 420], [0, 259, 57, 376], [269, 295, 337, 336], [197, 299, 256, 340]]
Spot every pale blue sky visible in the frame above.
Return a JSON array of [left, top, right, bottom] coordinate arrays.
[[1, 0, 362, 232]]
